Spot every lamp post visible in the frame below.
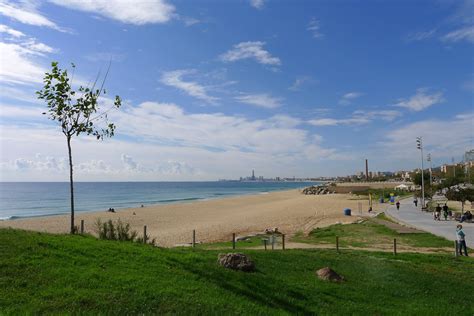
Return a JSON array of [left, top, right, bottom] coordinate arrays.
[[427, 153, 432, 187], [416, 137, 425, 209]]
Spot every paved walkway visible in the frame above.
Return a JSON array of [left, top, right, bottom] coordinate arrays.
[[385, 198, 473, 246]]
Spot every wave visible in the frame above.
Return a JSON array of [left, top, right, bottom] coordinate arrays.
[[156, 197, 203, 203]]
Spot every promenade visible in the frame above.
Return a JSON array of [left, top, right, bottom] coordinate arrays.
[[386, 198, 473, 247]]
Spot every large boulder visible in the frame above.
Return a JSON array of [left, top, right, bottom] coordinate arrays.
[[218, 253, 255, 272], [316, 267, 344, 282]]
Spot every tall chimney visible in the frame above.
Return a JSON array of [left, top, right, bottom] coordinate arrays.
[[365, 159, 369, 181]]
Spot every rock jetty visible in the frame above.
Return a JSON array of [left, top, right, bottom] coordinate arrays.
[[302, 185, 335, 195]]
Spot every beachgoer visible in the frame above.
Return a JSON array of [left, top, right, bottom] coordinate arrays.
[[448, 209, 453, 220], [413, 198, 418, 207], [460, 211, 472, 223], [396, 201, 400, 210], [466, 211, 473, 221], [435, 204, 441, 221], [442, 204, 448, 221], [456, 225, 468, 256]]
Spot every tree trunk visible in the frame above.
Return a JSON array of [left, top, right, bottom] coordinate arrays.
[[67, 135, 75, 234]]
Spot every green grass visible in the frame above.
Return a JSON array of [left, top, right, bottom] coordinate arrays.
[[354, 189, 412, 202], [292, 218, 455, 249], [198, 234, 280, 250], [1, 228, 473, 315]]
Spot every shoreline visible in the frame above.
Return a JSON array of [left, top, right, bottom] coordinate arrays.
[[0, 186, 313, 221], [0, 189, 369, 247]]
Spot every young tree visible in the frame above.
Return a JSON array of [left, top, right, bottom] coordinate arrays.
[[445, 187, 474, 212], [37, 62, 121, 233]]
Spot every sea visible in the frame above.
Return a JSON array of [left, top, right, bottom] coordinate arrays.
[[0, 181, 319, 220]]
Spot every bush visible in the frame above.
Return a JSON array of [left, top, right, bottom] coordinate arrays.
[[95, 219, 138, 242]]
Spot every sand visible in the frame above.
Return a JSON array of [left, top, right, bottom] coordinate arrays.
[[0, 190, 371, 247]]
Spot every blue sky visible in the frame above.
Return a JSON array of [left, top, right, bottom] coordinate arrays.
[[0, 0, 473, 181]]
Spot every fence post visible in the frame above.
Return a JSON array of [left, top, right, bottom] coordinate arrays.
[[80, 220, 84, 234], [393, 238, 397, 255], [192, 229, 196, 248], [454, 240, 458, 257], [232, 233, 236, 250], [282, 234, 286, 250], [143, 225, 147, 244], [271, 234, 275, 250], [336, 236, 339, 252], [263, 239, 267, 251]]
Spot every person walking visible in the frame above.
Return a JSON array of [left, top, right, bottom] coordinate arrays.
[[442, 203, 449, 221], [413, 198, 418, 207], [435, 204, 442, 221], [456, 225, 468, 256], [396, 201, 400, 210]]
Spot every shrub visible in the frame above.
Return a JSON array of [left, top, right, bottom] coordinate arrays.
[[95, 219, 138, 242]]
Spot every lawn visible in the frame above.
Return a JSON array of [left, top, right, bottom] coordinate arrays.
[[291, 215, 456, 250], [1, 228, 473, 315]]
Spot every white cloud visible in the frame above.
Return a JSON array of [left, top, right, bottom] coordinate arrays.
[[121, 154, 138, 170], [161, 70, 218, 104], [441, 25, 474, 43], [220, 41, 281, 66], [405, 29, 436, 42], [308, 110, 401, 126], [307, 18, 323, 39], [49, 0, 175, 25], [250, 0, 265, 9], [0, 24, 24, 37], [395, 88, 444, 111], [383, 112, 473, 159], [339, 91, 364, 105], [0, 1, 65, 31], [235, 93, 282, 109], [0, 42, 48, 84], [0, 104, 43, 120], [288, 76, 315, 91], [0, 24, 58, 85]]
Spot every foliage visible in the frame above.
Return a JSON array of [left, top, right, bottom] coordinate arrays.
[[445, 187, 474, 212], [412, 171, 431, 186], [37, 62, 121, 140], [94, 219, 157, 246], [95, 218, 138, 242], [36, 62, 121, 234], [1, 228, 473, 315]]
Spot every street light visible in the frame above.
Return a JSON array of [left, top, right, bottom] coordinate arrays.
[[416, 137, 425, 209], [427, 153, 432, 187]]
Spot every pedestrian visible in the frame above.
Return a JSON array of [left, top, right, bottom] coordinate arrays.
[[413, 198, 418, 207], [456, 224, 468, 256], [396, 201, 400, 210], [442, 203, 448, 221], [435, 204, 441, 221]]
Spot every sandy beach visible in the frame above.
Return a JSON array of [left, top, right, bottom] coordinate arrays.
[[0, 189, 370, 247]]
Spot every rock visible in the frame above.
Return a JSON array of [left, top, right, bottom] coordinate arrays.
[[218, 253, 255, 272], [316, 267, 344, 282], [302, 185, 335, 195]]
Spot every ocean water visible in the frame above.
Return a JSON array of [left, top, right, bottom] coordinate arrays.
[[0, 181, 319, 220]]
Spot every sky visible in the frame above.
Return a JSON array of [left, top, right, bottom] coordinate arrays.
[[0, 0, 473, 181]]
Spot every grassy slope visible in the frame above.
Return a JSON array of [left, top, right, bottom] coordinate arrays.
[[1, 228, 473, 315]]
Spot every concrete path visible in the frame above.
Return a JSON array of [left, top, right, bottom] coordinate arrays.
[[385, 198, 473, 247]]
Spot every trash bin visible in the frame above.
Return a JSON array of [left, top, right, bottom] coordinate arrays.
[[344, 208, 351, 216]]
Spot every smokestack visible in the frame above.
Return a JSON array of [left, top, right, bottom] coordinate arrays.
[[365, 159, 369, 180]]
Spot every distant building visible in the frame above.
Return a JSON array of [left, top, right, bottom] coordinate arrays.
[[251, 169, 256, 181], [465, 149, 474, 162]]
